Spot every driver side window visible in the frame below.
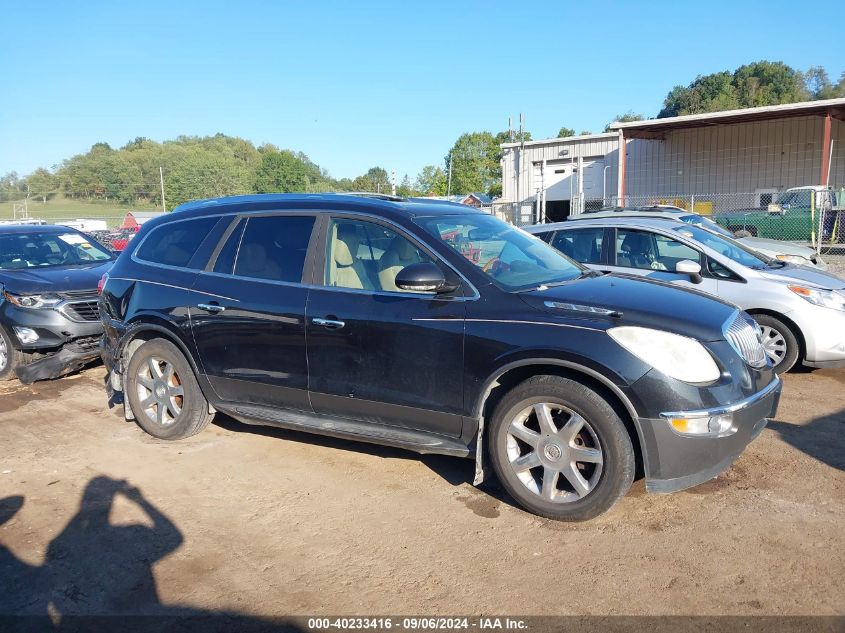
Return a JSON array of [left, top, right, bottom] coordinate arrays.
[[615, 229, 699, 271], [324, 218, 436, 293]]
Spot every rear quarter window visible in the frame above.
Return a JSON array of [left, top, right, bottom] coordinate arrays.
[[135, 216, 220, 268]]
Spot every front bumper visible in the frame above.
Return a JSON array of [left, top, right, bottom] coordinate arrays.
[[639, 377, 782, 493], [15, 336, 101, 383]]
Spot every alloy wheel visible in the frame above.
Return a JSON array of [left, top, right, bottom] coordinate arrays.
[[135, 356, 184, 426], [760, 325, 787, 365], [506, 402, 603, 502]]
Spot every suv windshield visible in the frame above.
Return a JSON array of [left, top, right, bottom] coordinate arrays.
[[0, 230, 113, 270], [415, 214, 585, 291], [672, 225, 769, 269]]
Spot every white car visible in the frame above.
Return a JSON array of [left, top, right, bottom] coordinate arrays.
[[527, 217, 845, 373], [573, 207, 828, 270]]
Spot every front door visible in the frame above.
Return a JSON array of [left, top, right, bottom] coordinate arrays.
[[305, 216, 466, 437], [189, 213, 317, 410], [603, 227, 721, 295]]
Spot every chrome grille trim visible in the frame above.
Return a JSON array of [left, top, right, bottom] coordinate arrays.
[[58, 299, 100, 323], [724, 311, 767, 369]]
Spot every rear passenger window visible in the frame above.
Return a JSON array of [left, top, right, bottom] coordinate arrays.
[[553, 228, 603, 264], [135, 217, 220, 268], [233, 215, 315, 283], [212, 219, 245, 275]]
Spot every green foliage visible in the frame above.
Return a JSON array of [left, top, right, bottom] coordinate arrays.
[[396, 174, 418, 197], [254, 150, 309, 193], [557, 127, 575, 138], [657, 61, 834, 118], [604, 112, 645, 132], [415, 165, 447, 196], [352, 167, 392, 193], [446, 132, 500, 196]]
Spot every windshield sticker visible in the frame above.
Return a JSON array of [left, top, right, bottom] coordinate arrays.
[[58, 233, 87, 245]]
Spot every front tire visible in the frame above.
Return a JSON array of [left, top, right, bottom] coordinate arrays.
[[125, 338, 213, 440], [0, 326, 25, 381], [752, 314, 800, 373], [488, 375, 635, 521]]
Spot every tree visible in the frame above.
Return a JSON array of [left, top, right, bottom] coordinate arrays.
[[415, 165, 447, 196], [446, 132, 500, 196], [657, 61, 814, 118], [253, 150, 309, 193], [557, 127, 575, 138], [604, 112, 645, 132], [579, 130, 592, 136], [803, 66, 845, 100], [352, 167, 392, 193], [396, 174, 417, 197], [25, 168, 57, 203]]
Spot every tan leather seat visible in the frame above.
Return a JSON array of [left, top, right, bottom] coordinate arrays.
[[328, 224, 371, 289], [378, 237, 423, 291], [236, 243, 281, 280]]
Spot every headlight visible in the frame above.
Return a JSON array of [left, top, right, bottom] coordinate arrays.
[[787, 285, 845, 312], [2, 291, 62, 309], [608, 326, 721, 384], [776, 254, 810, 265]]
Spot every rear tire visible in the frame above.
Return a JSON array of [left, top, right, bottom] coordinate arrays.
[[752, 314, 800, 373], [488, 375, 635, 521], [0, 326, 25, 381], [125, 338, 213, 440]]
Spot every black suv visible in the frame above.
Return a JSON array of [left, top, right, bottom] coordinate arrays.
[[1, 224, 113, 382], [100, 194, 780, 520]]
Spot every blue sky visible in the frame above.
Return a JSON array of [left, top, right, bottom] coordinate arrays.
[[1, 0, 842, 181]]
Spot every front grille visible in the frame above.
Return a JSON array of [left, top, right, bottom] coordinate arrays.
[[58, 289, 98, 300], [724, 311, 767, 368], [61, 300, 100, 322]]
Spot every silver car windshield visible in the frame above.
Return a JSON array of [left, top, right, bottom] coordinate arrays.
[[672, 225, 769, 270], [414, 214, 586, 291]]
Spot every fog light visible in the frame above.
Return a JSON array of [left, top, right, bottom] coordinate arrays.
[[13, 327, 39, 344], [668, 414, 734, 436]]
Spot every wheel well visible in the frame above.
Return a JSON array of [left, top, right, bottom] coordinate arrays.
[[745, 309, 806, 361], [480, 364, 644, 479]]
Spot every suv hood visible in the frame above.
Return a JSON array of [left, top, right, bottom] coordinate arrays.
[[519, 273, 737, 342], [758, 264, 845, 290], [0, 261, 112, 295]]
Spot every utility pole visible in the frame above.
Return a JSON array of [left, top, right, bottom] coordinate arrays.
[[159, 167, 167, 212], [446, 151, 453, 197]]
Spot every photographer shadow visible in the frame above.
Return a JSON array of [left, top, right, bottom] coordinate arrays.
[[0, 477, 299, 631]]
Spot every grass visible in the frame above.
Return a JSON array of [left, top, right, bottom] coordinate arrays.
[[3, 196, 163, 228]]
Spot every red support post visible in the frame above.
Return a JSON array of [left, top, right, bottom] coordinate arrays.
[[820, 113, 832, 186]]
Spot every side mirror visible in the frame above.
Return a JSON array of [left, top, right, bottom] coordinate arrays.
[[676, 259, 703, 284], [395, 262, 453, 293]]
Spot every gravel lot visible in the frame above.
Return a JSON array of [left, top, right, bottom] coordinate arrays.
[[0, 366, 843, 618]]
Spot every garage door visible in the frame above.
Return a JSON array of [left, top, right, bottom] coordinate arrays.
[[581, 160, 605, 201], [536, 161, 574, 201]]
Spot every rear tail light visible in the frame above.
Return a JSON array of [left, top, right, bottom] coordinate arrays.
[[97, 273, 109, 296]]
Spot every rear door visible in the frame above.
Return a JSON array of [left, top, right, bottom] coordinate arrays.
[[189, 212, 318, 410], [304, 214, 467, 437]]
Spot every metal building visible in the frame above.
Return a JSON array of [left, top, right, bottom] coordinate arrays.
[[499, 97, 845, 223]]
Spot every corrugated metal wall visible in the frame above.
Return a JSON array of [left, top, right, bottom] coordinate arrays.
[[625, 115, 840, 200], [501, 134, 619, 203]]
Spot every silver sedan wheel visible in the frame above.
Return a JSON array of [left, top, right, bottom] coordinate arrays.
[[760, 325, 787, 365], [506, 403, 603, 503], [135, 356, 184, 426], [0, 335, 7, 372]]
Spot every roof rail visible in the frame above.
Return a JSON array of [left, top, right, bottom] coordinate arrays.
[[330, 192, 406, 202]]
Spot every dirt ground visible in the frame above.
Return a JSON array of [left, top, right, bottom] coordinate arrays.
[[0, 365, 843, 618]]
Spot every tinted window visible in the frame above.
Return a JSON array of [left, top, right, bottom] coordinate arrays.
[[671, 225, 768, 269], [553, 228, 603, 264], [212, 219, 245, 275], [324, 218, 436, 292], [233, 215, 315, 283], [532, 231, 552, 243], [136, 217, 219, 268], [615, 229, 699, 271]]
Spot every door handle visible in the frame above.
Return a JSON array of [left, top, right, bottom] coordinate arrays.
[[197, 303, 226, 313], [312, 317, 345, 329]]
